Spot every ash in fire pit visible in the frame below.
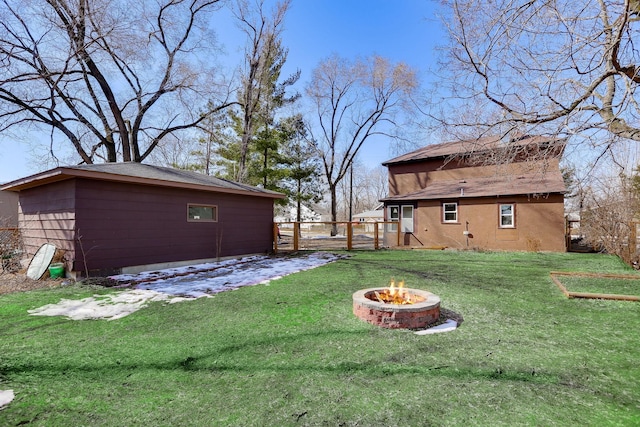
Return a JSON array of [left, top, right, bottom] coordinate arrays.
[[353, 279, 440, 329]]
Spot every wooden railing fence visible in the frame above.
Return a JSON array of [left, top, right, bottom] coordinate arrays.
[[273, 221, 402, 253]]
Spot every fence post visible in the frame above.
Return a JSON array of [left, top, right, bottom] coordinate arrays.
[[347, 222, 353, 250], [631, 221, 638, 261], [273, 223, 279, 254], [630, 221, 637, 263], [374, 222, 379, 250], [293, 222, 299, 251]]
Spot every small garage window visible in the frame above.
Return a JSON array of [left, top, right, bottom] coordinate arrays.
[[188, 204, 217, 222]]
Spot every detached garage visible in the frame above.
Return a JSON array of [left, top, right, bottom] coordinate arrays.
[[1, 163, 284, 277]]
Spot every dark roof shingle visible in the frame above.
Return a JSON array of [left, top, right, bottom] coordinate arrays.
[[2, 162, 284, 199], [382, 135, 564, 165], [381, 171, 566, 202]]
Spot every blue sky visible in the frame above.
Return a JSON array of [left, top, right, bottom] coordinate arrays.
[[279, 0, 441, 77], [0, 0, 444, 183]]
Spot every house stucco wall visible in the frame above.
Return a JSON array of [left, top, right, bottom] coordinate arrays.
[[383, 138, 566, 253], [391, 194, 565, 252]]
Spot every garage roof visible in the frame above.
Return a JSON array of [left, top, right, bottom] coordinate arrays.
[[1, 163, 285, 199]]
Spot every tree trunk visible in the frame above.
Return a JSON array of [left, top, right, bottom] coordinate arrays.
[[296, 179, 302, 222], [330, 184, 338, 236], [263, 146, 268, 188]]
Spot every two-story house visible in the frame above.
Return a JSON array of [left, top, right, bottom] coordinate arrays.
[[381, 135, 567, 252]]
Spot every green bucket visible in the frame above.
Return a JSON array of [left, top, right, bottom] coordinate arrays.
[[48, 263, 65, 279]]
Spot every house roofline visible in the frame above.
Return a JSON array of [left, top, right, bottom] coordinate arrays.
[[380, 191, 566, 203], [380, 171, 567, 202], [1, 166, 286, 199], [382, 135, 567, 166]]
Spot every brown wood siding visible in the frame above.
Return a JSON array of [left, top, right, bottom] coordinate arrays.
[[17, 180, 76, 264], [74, 179, 274, 273]]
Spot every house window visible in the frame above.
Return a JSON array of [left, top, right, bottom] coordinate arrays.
[[499, 204, 515, 228], [401, 205, 414, 232], [188, 204, 217, 222], [387, 205, 399, 232], [443, 202, 458, 223]]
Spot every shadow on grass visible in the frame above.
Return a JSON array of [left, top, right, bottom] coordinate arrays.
[[1, 328, 559, 387], [340, 256, 505, 283]]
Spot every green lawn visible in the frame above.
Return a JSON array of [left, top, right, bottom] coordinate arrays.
[[1, 250, 639, 426]]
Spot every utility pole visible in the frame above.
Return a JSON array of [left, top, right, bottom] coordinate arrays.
[[349, 161, 353, 222]]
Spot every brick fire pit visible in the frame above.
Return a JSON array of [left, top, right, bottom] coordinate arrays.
[[352, 287, 441, 329]]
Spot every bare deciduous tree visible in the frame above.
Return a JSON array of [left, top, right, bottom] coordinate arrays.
[[437, 0, 640, 156], [363, 165, 389, 207], [580, 172, 640, 264], [337, 163, 387, 221], [307, 54, 417, 234], [146, 134, 198, 172], [233, 0, 293, 182], [0, 0, 233, 164]]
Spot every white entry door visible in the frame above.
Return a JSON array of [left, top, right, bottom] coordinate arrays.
[[401, 206, 414, 232]]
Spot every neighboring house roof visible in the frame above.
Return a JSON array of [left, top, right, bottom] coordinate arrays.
[[566, 212, 580, 221], [353, 209, 384, 219], [381, 171, 566, 202], [274, 203, 323, 222], [382, 135, 564, 166], [1, 163, 285, 199]]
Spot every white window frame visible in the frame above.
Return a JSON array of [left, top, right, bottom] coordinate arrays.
[[401, 205, 414, 233], [443, 202, 458, 223], [499, 203, 515, 228], [187, 204, 218, 222]]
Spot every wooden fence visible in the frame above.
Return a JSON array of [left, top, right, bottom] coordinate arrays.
[[273, 221, 402, 253]]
